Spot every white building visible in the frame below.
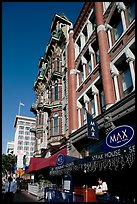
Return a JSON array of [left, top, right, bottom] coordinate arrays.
[[13, 115, 36, 167], [6, 141, 14, 155]]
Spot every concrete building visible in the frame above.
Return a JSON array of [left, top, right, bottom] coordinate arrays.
[[6, 141, 14, 155], [13, 115, 36, 166]]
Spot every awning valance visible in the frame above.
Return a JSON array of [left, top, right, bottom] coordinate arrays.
[[26, 147, 67, 174]]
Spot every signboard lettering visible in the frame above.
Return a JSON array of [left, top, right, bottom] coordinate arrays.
[[106, 125, 134, 148]]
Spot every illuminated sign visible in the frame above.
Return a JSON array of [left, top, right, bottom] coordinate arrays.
[[106, 125, 134, 148]]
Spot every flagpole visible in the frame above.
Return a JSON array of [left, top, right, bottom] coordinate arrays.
[[18, 101, 21, 115]]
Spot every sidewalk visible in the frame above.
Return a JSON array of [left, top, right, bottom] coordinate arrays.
[[14, 190, 45, 202], [2, 190, 44, 202]]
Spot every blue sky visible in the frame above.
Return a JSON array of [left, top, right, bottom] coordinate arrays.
[[2, 2, 84, 154]]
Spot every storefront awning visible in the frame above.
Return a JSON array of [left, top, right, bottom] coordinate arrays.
[[26, 147, 67, 174], [50, 125, 135, 176]]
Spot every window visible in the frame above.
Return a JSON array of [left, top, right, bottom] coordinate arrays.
[[18, 141, 23, 145], [31, 136, 35, 141], [18, 131, 24, 135], [82, 26, 88, 42], [57, 58, 60, 72], [100, 90, 105, 112], [113, 20, 123, 41], [19, 121, 25, 125], [54, 113, 58, 135], [38, 113, 42, 125], [18, 135, 23, 140], [19, 126, 24, 130], [76, 37, 81, 53], [63, 77, 67, 97], [92, 41, 100, 66], [110, 11, 123, 43], [24, 142, 29, 146], [91, 97, 95, 117], [25, 131, 30, 135], [63, 107, 67, 132], [83, 108, 87, 124], [89, 11, 96, 31], [54, 83, 58, 100], [18, 146, 23, 150], [30, 152, 33, 156], [127, 1, 135, 23], [25, 136, 29, 140], [30, 147, 34, 151], [24, 147, 29, 150], [84, 49, 93, 74], [26, 122, 30, 126], [120, 62, 133, 97], [25, 126, 30, 130]]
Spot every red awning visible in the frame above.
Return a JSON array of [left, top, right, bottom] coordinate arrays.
[[26, 147, 67, 174]]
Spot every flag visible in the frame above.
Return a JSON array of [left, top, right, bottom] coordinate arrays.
[[86, 110, 99, 140], [20, 102, 25, 106]]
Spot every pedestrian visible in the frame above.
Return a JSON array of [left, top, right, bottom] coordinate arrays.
[[4, 176, 16, 202], [93, 177, 109, 202]]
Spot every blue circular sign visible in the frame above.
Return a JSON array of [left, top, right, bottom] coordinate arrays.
[[56, 154, 65, 166], [106, 125, 134, 148]]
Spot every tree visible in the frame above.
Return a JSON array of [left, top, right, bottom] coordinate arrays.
[[2, 153, 16, 176]]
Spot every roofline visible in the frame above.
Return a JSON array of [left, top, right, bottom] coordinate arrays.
[[13, 115, 36, 128], [50, 13, 71, 33]]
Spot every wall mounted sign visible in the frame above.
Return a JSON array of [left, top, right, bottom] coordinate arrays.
[[56, 154, 65, 166], [106, 125, 134, 148]]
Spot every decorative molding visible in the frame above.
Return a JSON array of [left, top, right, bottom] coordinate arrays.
[[97, 24, 106, 33], [116, 2, 126, 12], [110, 62, 119, 77], [125, 48, 135, 62], [70, 69, 77, 75]]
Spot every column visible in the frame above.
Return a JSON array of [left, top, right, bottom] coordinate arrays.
[[67, 24, 78, 134], [95, 2, 115, 109], [116, 2, 126, 31], [76, 70, 80, 89], [92, 84, 99, 116], [84, 94, 89, 124], [87, 20, 93, 39], [89, 45, 95, 71], [77, 101, 82, 128], [80, 33, 85, 50], [125, 48, 135, 90], [75, 43, 79, 59], [82, 55, 87, 80], [105, 24, 112, 49], [110, 62, 120, 102]]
